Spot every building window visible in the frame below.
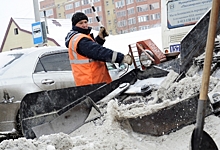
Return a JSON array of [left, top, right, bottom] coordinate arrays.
[[138, 15, 149, 22], [115, 0, 125, 8], [107, 10, 110, 15], [127, 7, 135, 15], [139, 25, 150, 30], [151, 13, 160, 20], [128, 17, 136, 25], [82, 8, 92, 14], [106, 1, 109, 5], [96, 6, 102, 12], [117, 20, 127, 27], [116, 10, 126, 17], [137, 4, 148, 12], [136, 0, 144, 2], [130, 27, 137, 32], [126, 0, 133, 5], [14, 28, 19, 35], [46, 9, 53, 17], [108, 20, 111, 25], [65, 3, 73, 10], [120, 30, 128, 34], [82, 0, 89, 5], [149, 2, 159, 10], [88, 17, 93, 23], [75, 1, 80, 7]]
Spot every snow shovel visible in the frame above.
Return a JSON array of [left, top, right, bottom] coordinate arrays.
[[191, 0, 219, 149], [32, 96, 101, 138], [97, 83, 130, 108]]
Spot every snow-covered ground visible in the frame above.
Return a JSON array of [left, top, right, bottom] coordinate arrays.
[[0, 70, 220, 150], [1, 111, 218, 150]]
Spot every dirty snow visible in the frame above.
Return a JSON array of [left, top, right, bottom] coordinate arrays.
[[1, 72, 220, 150]]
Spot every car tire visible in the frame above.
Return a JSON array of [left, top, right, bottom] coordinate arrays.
[[16, 110, 22, 137]]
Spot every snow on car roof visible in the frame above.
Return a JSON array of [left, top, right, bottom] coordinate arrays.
[[0, 46, 68, 76], [0, 46, 67, 55]]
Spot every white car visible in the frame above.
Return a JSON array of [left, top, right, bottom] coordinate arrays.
[[0, 46, 126, 137]]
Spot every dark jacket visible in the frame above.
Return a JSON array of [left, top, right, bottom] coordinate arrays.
[[65, 26, 124, 63]]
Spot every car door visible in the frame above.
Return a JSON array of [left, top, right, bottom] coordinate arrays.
[[106, 62, 120, 80], [32, 51, 75, 91], [106, 62, 128, 80]]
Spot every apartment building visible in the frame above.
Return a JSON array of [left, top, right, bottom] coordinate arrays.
[[39, 0, 161, 35], [103, 0, 116, 35], [115, 0, 160, 34]]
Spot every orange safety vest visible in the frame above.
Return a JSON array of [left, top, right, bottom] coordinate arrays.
[[68, 33, 112, 86]]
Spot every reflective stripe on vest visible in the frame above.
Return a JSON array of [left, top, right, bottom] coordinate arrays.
[[70, 33, 94, 64], [112, 51, 117, 63]]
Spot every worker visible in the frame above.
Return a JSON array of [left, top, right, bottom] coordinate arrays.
[[65, 12, 132, 86]]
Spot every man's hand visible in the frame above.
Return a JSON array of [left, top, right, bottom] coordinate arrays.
[[98, 27, 109, 40], [122, 54, 132, 65]]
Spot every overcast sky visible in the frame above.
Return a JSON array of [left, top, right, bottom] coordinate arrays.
[[0, 0, 43, 45]]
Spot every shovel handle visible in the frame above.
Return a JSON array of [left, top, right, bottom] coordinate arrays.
[[199, 0, 220, 100], [90, 2, 109, 37]]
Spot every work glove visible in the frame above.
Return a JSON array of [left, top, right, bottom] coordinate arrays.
[[98, 27, 109, 40], [122, 54, 132, 65]]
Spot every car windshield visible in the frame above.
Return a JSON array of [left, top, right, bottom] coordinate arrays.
[[0, 53, 23, 74]]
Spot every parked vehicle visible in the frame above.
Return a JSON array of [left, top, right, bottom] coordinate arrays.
[[0, 46, 126, 136]]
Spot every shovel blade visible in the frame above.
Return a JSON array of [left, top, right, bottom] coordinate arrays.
[[191, 129, 218, 150], [32, 97, 100, 138]]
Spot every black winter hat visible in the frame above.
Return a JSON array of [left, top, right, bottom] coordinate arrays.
[[71, 12, 88, 26]]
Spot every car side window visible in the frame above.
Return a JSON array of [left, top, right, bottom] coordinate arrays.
[[34, 52, 71, 73]]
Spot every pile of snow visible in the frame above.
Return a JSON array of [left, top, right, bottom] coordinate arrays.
[[0, 103, 220, 150], [1, 73, 220, 150]]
